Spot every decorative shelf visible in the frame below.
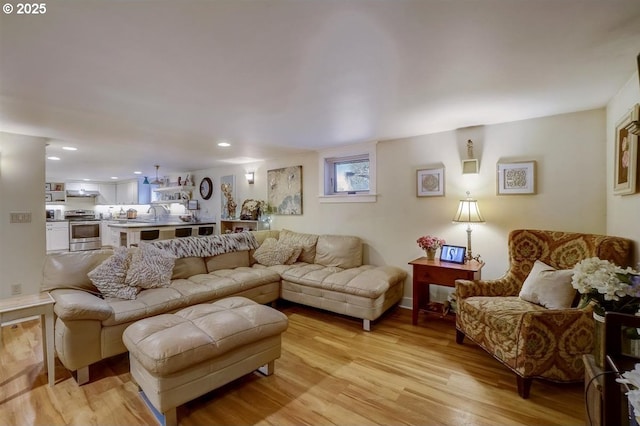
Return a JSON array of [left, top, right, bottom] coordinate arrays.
[[153, 186, 195, 193]]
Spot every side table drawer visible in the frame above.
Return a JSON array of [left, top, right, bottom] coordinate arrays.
[[416, 267, 476, 287]]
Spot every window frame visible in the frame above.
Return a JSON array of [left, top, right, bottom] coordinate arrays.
[[318, 141, 377, 203]]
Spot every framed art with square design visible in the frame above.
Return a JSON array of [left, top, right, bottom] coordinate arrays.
[[267, 165, 303, 215], [497, 161, 536, 195], [416, 167, 444, 197], [614, 104, 639, 196]]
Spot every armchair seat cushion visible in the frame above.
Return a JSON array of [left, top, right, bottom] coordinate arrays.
[[458, 296, 547, 363]]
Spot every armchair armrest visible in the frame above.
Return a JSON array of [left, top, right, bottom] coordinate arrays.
[[455, 274, 521, 299], [50, 289, 113, 321], [519, 307, 594, 356]]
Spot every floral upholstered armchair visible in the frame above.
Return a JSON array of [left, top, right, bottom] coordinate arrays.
[[455, 229, 632, 398]]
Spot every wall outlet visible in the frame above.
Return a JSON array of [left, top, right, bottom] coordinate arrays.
[[10, 283, 22, 296]]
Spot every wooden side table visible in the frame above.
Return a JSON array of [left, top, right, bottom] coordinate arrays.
[[583, 354, 604, 426], [408, 257, 483, 325], [0, 293, 56, 386]]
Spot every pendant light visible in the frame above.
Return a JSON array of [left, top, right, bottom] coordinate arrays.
[[149, 165, 164, 185]]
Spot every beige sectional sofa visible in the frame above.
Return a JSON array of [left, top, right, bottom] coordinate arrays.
[[41, 229, 406, 384]]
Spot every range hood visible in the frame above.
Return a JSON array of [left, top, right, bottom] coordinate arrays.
[[66, 189, 100, 198]]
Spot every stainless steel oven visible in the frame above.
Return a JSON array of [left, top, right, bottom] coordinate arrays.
[[66, 210, 101, 251]]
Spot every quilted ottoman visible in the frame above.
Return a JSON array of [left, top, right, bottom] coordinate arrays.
[[122, 297, 288, 426]]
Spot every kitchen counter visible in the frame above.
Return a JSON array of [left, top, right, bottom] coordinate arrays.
[[107, 221, 217, 247], [108, 220, 216, 229]]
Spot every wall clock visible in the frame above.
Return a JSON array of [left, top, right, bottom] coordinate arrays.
[[199, 177, 213, 200]]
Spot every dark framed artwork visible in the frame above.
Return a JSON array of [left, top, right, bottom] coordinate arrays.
[[614, 105, 639, 195]]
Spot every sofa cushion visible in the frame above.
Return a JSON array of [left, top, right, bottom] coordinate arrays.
[[314, 234, 363, 269], [281, 264, 404, 298], [206, 251, 250, 272], [279, 229, 318, 263], [41, 249, 114, 293], [88, 246, 140, 300], [252, 237, 301, 266], [125, 243, 177, 289], [519, 260, 575, 309], [172, 257, 207, 279]]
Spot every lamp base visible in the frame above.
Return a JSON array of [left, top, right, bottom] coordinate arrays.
[[465, 226, 482, 263]]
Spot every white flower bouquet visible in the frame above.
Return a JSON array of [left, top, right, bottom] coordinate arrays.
[[571, 257, 640, 315]]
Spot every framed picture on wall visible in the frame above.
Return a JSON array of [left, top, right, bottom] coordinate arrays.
[[416, 167, 444, 197], [496, 161, 536, 195], [614, 104, 639, 195]]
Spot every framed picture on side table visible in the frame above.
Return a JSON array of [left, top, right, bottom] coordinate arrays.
[[613, 104, 639, 195]]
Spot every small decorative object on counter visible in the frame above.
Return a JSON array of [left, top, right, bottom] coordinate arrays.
[[417, 235, 446, 260]]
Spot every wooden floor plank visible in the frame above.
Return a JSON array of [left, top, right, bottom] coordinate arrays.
[[0, 304, 586, 425]]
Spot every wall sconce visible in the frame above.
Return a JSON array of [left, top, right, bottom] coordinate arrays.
[[452, 191, 485, 262], [245, 172, 255, 184], [462, 139, 479, 174]]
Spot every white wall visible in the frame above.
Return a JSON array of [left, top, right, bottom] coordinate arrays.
[[0, 132, 47, 298], [607, 71, 640, 269], [192, 108, 608, 306]]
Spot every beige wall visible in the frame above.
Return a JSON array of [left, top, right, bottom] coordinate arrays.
[[607, 71, 640, 269], [0, 132, 46, 298], [193, 108, 608, 306]]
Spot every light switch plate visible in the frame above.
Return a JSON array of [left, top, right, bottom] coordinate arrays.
[[10, 211, 32, 223]]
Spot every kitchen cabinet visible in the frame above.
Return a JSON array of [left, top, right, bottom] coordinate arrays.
[[66, 182, 99, 192], [97, 183, 117, 205], [45, 182, 66, 204], [101, 221, 116, 247], [116, 179, 150, 205], [46, 221, 69, 252]]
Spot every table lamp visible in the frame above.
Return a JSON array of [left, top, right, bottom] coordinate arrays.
[[452, 191, 485, 262]]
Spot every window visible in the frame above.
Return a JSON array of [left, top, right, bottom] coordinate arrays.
[[318, 142, 377, 203], [328, 155, 370, 194]]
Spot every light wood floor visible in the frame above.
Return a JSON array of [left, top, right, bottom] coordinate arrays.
[[0, 304, 586, 426]]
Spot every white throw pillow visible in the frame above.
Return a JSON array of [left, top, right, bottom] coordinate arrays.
[[88, 246, 139, 300], [252, 237, 301, 266], [519, 260, 576, 309], [125, 243, 177, 289]]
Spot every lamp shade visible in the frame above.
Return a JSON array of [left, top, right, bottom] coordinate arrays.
[[452, 195, 485, 223]]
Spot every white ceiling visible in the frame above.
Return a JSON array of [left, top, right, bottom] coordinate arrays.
[[1, 0, 639, 182]]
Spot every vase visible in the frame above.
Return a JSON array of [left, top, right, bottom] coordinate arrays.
[[593, 312, 605, 369], [425, 248, 436, 260]]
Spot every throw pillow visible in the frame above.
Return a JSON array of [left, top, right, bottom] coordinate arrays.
[[125, 243, 177, 289], [279, 229, 318, 263], [519, 260, 576, 309], [253, 237, 300, 267], [88, 246, 139, 300]]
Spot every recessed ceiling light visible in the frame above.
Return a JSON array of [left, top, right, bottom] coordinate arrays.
[[83, 178, 90, 181], [62, 146, 77, 151], [217, 141, 231, 147], [134, 171, 142, 175], [47, 156, 60, 161], [111, 176, 118, 180]]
